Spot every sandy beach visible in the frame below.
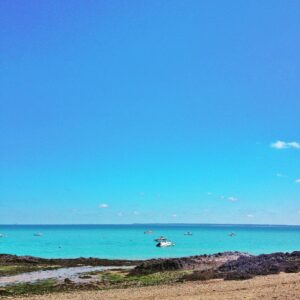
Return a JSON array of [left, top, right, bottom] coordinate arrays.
[[13, 272, 300, 300]]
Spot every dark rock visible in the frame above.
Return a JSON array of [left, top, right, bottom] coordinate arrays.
[[291, 251, 300, 257], [0, 288, 10, 296], [218, 251, 300, 280], [131, 252, 249, 275], [79, 275, 92, 279], [0, 254, 139, 267], [64, 278, 72, 284], [285, 265, 299, 273], [132, 250, 300, 280]]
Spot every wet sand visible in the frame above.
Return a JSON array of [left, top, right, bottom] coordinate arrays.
[[15, 272, 300, 300]]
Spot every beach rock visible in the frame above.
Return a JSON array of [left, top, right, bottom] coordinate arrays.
[[79, 275, 92, 279], [132, 251, 300, 280], [218, 251, 300, 280], [0, 254, 139, 267], [0, 287, 9, 295], [64, 278, 72, 284], [2, 251, 299, 284], [0, 254, 43, 264], [131, 252, 248, 275]]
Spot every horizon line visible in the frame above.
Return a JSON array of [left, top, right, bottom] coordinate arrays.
[[1, 223, 300, 227]]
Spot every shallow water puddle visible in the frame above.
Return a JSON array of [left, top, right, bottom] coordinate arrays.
[[0, 266, 132, 286]]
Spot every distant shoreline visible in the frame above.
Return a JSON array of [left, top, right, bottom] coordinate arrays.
[[1, 223, 300, 227]]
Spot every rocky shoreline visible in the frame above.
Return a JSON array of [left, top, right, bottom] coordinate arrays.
[[131, 251, 249, 275], [1, 250, 300, 280], [0, 254, 139, 267], [0, 251, 300, 297], [131, 251, 300, 280], [218, 251, 300, 279]]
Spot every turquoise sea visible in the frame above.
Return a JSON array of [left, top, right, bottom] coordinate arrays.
[[0, 224, 300, 259]]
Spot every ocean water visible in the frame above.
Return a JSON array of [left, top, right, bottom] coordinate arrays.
[[0, 224, 300, 259]]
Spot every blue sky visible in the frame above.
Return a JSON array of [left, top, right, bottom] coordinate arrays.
[[0, 0, 300, 224]]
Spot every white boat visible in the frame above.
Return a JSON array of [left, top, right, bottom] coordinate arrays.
[[144, 230, 154, 234], [184, 232, 193, 236], [33, 232, 43, 237], [154, 236, 167, 242], [156, 240, 175, 247]]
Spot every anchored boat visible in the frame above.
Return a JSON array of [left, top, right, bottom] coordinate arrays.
[[154, 236, 167, 242], [156, 240, 175, 247], [144, 230, 154, 234], [33, 232, 43, 237], [184, 232, 193, 236]]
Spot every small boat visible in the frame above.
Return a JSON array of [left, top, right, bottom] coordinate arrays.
[[33, 232, 43, 237], [156, 240, 175, 247], [144, 230, 154, 234], [154, 236, 167, 242], [228, 232, 236, 237], [184, 232, 193, 236]]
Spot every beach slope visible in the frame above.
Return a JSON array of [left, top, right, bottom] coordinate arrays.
[[15, 272, 300, 300]]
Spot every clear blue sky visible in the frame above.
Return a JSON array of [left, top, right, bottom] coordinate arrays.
[[1, 0, 300, 224]]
